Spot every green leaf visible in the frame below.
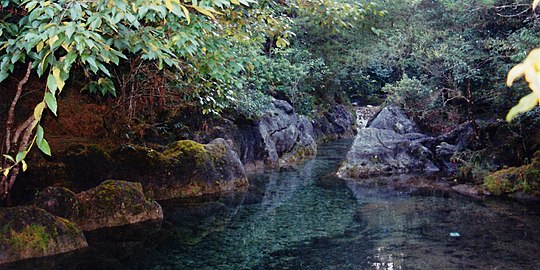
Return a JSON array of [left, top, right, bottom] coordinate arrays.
[[46, 74, 57, 94], [506, 93, 539, 122], [44, 92, 58, 116], [38, 138, 51, 156], [36, 124, 44, 144], [66, 22, 76, 39], [15, 151, 26, 163]]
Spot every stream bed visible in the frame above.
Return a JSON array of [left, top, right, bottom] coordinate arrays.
[[7, 139, 540, 270]]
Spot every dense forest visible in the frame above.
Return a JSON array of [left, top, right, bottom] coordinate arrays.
[[1, 0, 540, 266]]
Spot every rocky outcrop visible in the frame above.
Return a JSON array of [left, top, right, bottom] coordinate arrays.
[[0, 206, 87, 264], [367, 105, 419, 134], [338, 105, 440, 178], [312, 104, 356, 140], [338, 128, 439, 178], [232, 100, 317, 170], [35, 180, 163, 231]]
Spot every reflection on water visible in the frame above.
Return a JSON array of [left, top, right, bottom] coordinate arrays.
[[6, 139, 540, 270]]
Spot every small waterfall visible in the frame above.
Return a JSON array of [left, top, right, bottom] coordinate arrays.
[[355, 105, 379, 131]]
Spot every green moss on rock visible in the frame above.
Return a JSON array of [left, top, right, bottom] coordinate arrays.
[[0, 206, 87, 265], [35, 181, 163, 231], [484, 152, 540, 196]]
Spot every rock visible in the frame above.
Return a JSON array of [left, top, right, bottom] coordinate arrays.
[[258, 100, 317, 168], [483, 152, 540, 196], [436, 142, 458, 173], [338, 128, 439, 178], [35, 181, 163, 231], [451, 184, 485, 198], [219, 99, 318, 171], [367, 105, 419, 134], [0, 206, 87, 264], [34, 187, 81, 219], [313, 104, 356, 140], [112, 138, 249, 200]]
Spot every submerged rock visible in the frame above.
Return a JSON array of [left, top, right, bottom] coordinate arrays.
[[0, 206, 87, 264], [35, 180, 163, 231]]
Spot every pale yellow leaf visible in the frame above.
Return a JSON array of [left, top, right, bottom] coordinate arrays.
[[506, 92, 539, 121], [21, 160, 27, 172], [165, 0, 174, 12], [180, 4, 191, 24], [534, 0, 540, 10], [507, 63, 527, 87], [47, 35, 59, 47], [52, 67, 65, 92], [33, 102, 46, 120]]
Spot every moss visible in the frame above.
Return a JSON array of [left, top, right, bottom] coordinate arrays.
[[165, 140, 207, 158], [9, 224, 51, 253], [484, 153, 540, 196]]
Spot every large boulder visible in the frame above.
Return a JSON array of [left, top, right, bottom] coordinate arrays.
[[367, 105, 419, 134], [0, 206, 87, 264], [233, 99, 317, 170], [35, 180, 163, 231], [313, 104, 356, 140], [339, 105, 442, 178], [338, 128, 439, 178], [111, 138, 249, 200]]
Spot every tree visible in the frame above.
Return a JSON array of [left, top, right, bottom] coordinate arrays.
[[0, 0, 267, 201]]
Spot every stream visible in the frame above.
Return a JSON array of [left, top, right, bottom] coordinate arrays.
[[7, 139, 540, 270]]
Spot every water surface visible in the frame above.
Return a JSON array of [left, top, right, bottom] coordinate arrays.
[[8, 140, 540, 269]]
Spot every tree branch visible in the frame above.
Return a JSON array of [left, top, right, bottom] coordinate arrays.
[[3, 62, 32, 154]]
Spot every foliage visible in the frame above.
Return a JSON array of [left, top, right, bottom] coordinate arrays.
[[382, 74, 433, 108], [233, 90, 274, 119], [243, 48, 327, 115], [0, 0, 260, 199]]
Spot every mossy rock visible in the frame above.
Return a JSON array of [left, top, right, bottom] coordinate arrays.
[[34, 187, 81, 219], [0, 206, 87, 265], [110, 139, 248, 200], [484, 152, 540, 196], [35, 181, 163, 231], [63, 144, 114, 191]]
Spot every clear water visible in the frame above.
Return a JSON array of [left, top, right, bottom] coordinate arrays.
[[7, 140, 540, 270]]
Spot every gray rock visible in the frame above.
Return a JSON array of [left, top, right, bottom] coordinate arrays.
[[436, 142, 458, 172], [245, 100, 317, 169], [338, 128, 439, 178], [0, 206, 87, 264], [36, 181, 163, 231], [313, 104, 356, 140], [368, 105, 419, 134]]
